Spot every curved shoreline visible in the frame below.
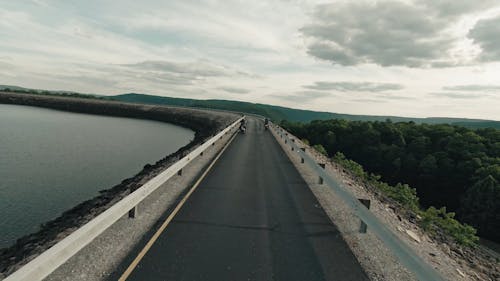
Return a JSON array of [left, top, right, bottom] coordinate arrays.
[[0, 92, 239, 277]]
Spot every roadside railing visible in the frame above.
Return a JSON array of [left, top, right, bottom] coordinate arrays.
[[4, 117, 243, 281], [271, 124, 445, 281]]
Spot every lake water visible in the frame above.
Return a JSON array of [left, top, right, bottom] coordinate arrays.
[[0, 104, 194, 248]]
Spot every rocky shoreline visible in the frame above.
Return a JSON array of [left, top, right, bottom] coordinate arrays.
[[0, 92, 239, 278]]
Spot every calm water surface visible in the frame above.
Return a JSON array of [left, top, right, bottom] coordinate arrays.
[[0, 104, 194, 248]]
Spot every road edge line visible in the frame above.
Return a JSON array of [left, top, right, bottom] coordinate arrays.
[[118, 130, 239, 281]]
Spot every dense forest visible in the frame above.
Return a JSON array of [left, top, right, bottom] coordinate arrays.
[[281, 119, 500, 243]]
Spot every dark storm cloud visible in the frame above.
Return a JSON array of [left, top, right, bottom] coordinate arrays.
[[468, 15, 500, 62], [301, 1, 499, 67], [303, 81, 404, 92]]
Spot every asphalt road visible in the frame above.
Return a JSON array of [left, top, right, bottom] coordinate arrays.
[[123, 118, 369, 281]]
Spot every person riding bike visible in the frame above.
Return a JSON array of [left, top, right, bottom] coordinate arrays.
[[264, 118, 269, 130], [239, 118, 246, 133]]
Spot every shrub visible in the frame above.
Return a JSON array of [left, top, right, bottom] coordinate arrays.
[[375, 182, 419, 212], [333, 152, 365, 179], [333, 152, 478, 246], [420, 207, 478, 246], [312, 144, 327, 156]]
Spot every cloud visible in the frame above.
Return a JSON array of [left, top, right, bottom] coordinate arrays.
[[433, 84, 500, 100], [376, 94, 415, 100], [419, 0, 498, 17], [430, 92, 489, 99], [270, 90, 331, 102], [217, 87, 250, 94], [122, 60, 243, 78], [0, 60, 14, 68], [300, 1, 498, 67], [49, 73, 118, 88], [351, 98, 387, 104], [306, 42, 358, 66], [468, 15, 500, 61], [31, 0, 49, 7], [303, 81, 404, 92], [443, 84, 500, 92], [116, 60, 256, 87]]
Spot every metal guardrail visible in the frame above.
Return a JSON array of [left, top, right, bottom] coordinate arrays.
[[5, 117, 244, 281], [271, 124, 445, 281]]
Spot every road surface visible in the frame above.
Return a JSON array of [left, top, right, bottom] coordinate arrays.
[[119, 117, 369, 281]]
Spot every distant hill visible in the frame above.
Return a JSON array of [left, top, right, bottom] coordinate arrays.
[[111, 93, 500, 129], [0, 85, 103, 99], [1, 85, 498, 129], [111, 93, 326, 121]]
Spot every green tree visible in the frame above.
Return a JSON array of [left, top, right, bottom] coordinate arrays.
[[460, 176, 500, 241]]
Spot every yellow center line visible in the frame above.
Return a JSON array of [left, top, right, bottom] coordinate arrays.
[[118, 130, 239, 281]]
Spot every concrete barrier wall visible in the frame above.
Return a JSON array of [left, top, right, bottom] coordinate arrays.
[[4, 117, 243, 281]]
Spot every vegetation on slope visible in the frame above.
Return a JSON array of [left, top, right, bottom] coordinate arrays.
[[282, 119, 500, 244], [330, 151, 478, 246]]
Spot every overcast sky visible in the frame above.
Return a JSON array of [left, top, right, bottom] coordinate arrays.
[[1, 0, 500, 120]]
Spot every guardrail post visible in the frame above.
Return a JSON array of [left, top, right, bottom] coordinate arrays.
[[301, 157, 304, 163], [319, 176, 324, 185], [128, 206, 138, 218], [291, 146, 294, 151], [358, 199, 371, 233]]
